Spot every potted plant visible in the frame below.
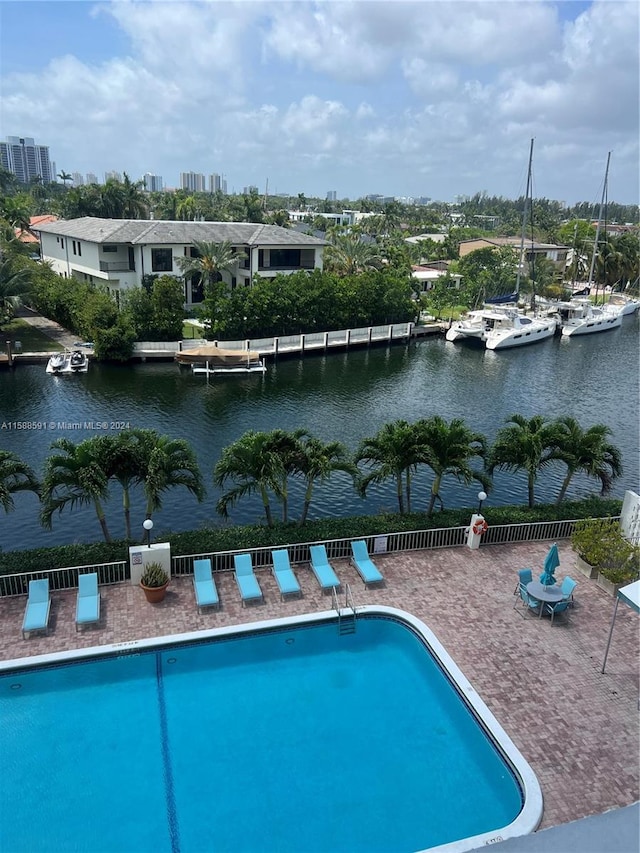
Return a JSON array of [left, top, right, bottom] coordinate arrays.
[[571, 517, 639, 591], [140, 562, 170, 603]]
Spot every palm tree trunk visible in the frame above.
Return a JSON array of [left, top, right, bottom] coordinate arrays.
[[406, 471, 412, 513], [396, 473, 405, 514], [260, 485, 273, 527], [300, 481, 314, 526], [123, 486, 131, 539], [527, 473, 536, 508], [555, 470, 574, 505], [94, 499, 111, 543], [427, 476, 441, 516]]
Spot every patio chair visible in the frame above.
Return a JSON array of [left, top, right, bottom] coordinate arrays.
[[22, 579, 51, 639], [193, 559, 220, 612], [272, 550, 302, 601], [350, 540, 384, 587], [559, 576, 577, 606], [309, 544, 341, 593], [513, 568, 541, 617], [513, 568, 533, 595], [75, 572, 101, 631], [233, 553, 264, 606], [544, 597, 572, 625]]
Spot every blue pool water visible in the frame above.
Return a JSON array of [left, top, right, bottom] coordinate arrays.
[[0, 615, 528, 853]]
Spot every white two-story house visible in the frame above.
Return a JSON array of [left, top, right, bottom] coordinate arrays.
[[35, 217, 326, 307]]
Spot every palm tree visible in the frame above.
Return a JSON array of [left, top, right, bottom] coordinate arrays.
[[325, 234, 383, 275], [298, 436, 356, 525], [488, 414, 561, 508], [57, 170, 73, 187], [40, 438, 112, 542], [356, 420, 423, 514], [176, 240, 242, 288], [553, 417, 623, 504], [94, 429, 148, 539], [417, 416, 489, 515], [121, 173, 148, 219], [142, 434, 205, 518], [0, 450, 39, 516], [262, 428, 309, 523], [214, 431, 285, 526], [0, 256, 35, 326]]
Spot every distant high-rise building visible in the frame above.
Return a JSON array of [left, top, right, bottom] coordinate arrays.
[[243, 185, 258, 195], [51, 162, 56, 181], [86, 172, 99, 185], [326, 190, 337, 201], [72, 172, 84, 186], [180, 171, 205, 192], [221, 176, 227, 194], [0, 135, 53, 183], [105, 170, 122, 182], [143, 172, 163, 192], [209, 173, 222, 193]]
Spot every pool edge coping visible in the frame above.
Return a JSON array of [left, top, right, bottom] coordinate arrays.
[[0, 604, 543, 852]]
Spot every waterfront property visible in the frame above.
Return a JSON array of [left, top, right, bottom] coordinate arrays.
[[33, 217, 326, 307], [0, 540, 637, 847]]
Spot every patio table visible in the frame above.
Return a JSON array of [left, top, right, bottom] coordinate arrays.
[[527, 580, 565, 619]]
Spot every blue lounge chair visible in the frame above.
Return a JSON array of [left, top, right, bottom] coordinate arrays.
[[193, 559, 220, 612], [272, 549, 302, 600], [350, 540, 384, 587], [309, 544, 341, 593], [22, 579, 51, 639], [76, 572, 101, 631], [233, 553, 264, 606]]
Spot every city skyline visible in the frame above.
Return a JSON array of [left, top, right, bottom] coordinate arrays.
[[1, 2, 638, 205]]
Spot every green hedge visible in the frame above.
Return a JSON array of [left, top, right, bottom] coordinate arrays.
[[0, 497, 622, 576]]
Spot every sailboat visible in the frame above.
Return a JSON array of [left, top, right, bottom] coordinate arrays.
[[555, 153, 623, 337], [446, 139, 557, 350]]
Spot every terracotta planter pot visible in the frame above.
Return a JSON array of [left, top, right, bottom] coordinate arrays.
[[574, 554, 599, 580], [140, 582, 169, 603]]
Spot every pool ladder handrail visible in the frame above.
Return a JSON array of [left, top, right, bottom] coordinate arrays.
[[332, 583, 358, 634]]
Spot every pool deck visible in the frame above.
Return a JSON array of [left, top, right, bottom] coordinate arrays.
[[0, 539, 638, 841]]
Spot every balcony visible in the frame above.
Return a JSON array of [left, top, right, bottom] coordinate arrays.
[[99, 261, 135, 272]]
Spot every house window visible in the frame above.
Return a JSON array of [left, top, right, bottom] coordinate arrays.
[[72, 241, 77, 255], [103, 245, 118, 253], [269, 248, 301, 267], [61, 238, 64, 249], [151, 248, 173, 272], [77, 242, 81, 257]]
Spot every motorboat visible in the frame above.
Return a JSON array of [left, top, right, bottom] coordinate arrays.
[[46, 348, 89, 374], [606, 292, 640, 316], [555, 299, 623, 337], [175, 345, 266, 375]]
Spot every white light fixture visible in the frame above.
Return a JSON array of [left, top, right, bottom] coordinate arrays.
[[143, 518, 154, 547], [477, 491, 487, 513]]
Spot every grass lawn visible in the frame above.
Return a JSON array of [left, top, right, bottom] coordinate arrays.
[[0, 318, 64, 352], [182, 321, 205, 339]]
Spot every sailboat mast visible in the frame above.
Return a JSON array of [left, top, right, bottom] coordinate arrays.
[[586, 151, 611, 290], [516, 138, 534, 296]]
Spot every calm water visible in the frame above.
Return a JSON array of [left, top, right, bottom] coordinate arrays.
[[0, 617, 524, 852], [1, 317, 638, 552]]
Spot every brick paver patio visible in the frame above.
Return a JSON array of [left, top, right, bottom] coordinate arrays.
[[1, 539, 638, 836]]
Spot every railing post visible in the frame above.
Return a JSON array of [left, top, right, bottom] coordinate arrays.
[[273, 338, 279, 357], [346, 329, 351, 348], [300, 334, 305, 354], [323, 332, 328, 350]]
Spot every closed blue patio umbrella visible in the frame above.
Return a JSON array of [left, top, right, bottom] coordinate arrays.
[[539, 542, 560, 586]]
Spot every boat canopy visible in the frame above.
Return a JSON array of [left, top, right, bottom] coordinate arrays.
[[176, 346, 262, 366], [485, 291, 518, 305]]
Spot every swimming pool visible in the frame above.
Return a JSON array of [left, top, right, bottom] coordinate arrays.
[[0, 606, 542, 853]]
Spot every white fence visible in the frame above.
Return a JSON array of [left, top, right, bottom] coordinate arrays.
[[0, 517, 590, 597]]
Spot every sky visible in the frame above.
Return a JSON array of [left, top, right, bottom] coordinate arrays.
[[0, 0, 638, 205]]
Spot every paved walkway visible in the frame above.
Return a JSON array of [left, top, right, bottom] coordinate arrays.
[[14, 305, 79, 349], [1, 540, 638, 838]]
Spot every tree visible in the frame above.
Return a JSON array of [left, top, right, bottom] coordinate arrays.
[[214, 430, 285, 527], [142, 434, 205, 518], [553, 417, 622, 504], [57, 170, 73, 187], [417, 416, 489, 515], [0, 451, 39, 519], [94, 430, 148, 539], [0, 255, 35, 326], [488, 414, 561, 508], [325, 234, 383, 276], [356, 421, 427, 514], [176, 240, 243, 333], [121, 173, 148, 219], [41, 438, 112, 542], [297, 436, 356, 525]]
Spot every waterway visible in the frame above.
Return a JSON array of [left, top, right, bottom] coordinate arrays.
[[1, 317, 638, 553]]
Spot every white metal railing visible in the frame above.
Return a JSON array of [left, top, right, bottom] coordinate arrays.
[[0, 517, 608, 597], [133, 342, 180, 352], [0, 561, 128, 597]]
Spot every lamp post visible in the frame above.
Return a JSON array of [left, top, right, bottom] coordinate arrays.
[[477, 490, 487, 514], [143, 518, 154, 548]]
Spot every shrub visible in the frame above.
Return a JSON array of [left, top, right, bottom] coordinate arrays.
[[571, 517, 639, 581], [140, 562, 169, 587]]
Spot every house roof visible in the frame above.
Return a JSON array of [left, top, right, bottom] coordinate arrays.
[[33, 217, 326, 247], [15, 214, 58, 243], [459, 237, 568, 251]]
